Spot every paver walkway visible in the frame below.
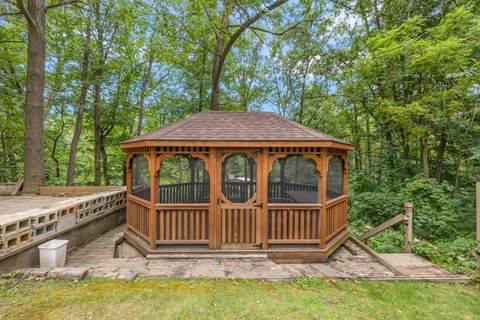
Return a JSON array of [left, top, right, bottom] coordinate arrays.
[[58, 225, 471, 281]]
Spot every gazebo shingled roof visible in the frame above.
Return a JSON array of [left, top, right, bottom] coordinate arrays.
[[122, 111, 352, 145]]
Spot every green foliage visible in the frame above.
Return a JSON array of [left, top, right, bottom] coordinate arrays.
[[413, 237, 478, 274], [349, 174, 478, 273], [369, 229, 406, 253], [398, 177, 457, 242]]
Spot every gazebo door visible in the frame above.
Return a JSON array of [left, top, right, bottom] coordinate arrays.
[[218, 150, 262, 249]]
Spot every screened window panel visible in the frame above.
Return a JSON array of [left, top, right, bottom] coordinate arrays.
[[327, 156, 344, 200], [268, 155, 319, 203], [158, 155, 210, 203], [131, 155, 151, 201], [222, 154, 256, 203]]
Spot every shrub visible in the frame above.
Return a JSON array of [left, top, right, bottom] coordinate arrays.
[[398, 177, 457, 242], [413, 237, 477, 274]]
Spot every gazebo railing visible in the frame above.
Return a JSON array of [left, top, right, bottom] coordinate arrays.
[[129, 184, 347, 249], [157, 181, 319, 204], [325, 194, 348, 241], [126, 195, 150, 241], [155, 204, 209, 244], [158, 182, 209, 203], [267, 204, 322, 243]]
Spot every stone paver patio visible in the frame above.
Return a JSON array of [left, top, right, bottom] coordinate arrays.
[[18, 225, 469, 282]]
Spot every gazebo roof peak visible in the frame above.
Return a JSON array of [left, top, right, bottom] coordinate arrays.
[[121, 111, 352, 147]]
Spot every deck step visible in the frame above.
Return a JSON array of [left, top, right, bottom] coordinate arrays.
[[146, 253, 269, 260]]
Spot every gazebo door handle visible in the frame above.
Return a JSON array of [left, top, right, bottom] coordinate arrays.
[[253, 203, 263, 209]]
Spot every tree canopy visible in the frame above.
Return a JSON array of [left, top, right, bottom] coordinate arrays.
[[1, 0, 479, 272]]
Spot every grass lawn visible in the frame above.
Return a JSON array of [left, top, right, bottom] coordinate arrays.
[[0, 275, 479, 320]]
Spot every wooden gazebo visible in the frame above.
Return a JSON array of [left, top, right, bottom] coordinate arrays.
[[120, 111, 353, 262]]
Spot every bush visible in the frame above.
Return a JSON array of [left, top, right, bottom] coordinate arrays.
[[398, 177, 458, 242], [369, 229, 406, 253], [413, 237, 477, 274]]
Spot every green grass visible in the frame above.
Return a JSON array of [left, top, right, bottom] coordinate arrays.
[[0, 276, 479, 320]]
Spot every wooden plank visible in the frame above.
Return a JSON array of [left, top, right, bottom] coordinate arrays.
[[195, 210, 200, 240], [159, 210, 164, 241], [11, 176, 24, 195], [306, 210, 311, 239], [240, 208, 244, 243], [359, 213, 404, 241], [246, 208, 250, 243], [271, 210, 275, 240], [349, 235, 404, 276], [166, 210, 170, 240], [190, 210, 194, 240], [39, 186, 123, 196], [155, 240, 209, 245]]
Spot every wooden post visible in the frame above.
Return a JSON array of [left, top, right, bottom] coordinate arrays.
[[476, 181, 480, 275], [319, 148, 328, 249], [404, 203, 413, 253], [208, 147, 217, 249], [260, 148, 269, 249], [148, 148, 157, 250]]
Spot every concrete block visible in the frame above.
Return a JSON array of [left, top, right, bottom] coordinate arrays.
[[57, 214, 76, 232], [32, 221, 57, 241], [30, 208, 58, 227], [75, 208, 95, 224], [0, 213, 32, 239], [0, 230, 32, 253]]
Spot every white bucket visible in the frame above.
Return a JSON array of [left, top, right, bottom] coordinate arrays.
[[38, 239, 69, 269]]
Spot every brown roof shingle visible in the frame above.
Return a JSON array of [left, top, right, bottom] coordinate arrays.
[[122, 111, 352, 146]]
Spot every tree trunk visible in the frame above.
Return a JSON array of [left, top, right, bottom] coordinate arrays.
[[198, 48, 207, 112], [93, 2, 105, 186], [400, 128, 411, 173], [20, 0, 46, 194], [210, 7, 228, 111], [67, 11, 91, 185], [419, 136, 429, 177], [50, 104, 65, 180], [100, 138, 110, 185], [94, 77, 103, 185], [136, 51, 154, 136], [209, 0, 289, 110], [434, 119, 449, 183]]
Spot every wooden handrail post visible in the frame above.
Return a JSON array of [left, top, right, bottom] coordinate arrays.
[[404, 203, 413, 253], [476, 181, 479, 275]]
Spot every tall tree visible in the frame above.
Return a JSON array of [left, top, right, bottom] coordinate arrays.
[[15, 0, 46, 193], [209, 0, 289, 110], [67, 6, 92, 185]]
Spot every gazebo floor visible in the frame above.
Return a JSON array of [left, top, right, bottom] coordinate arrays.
[[124, 229, 350, 264]]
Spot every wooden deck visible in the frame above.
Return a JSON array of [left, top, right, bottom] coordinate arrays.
[[0, 195, 75, 218]]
